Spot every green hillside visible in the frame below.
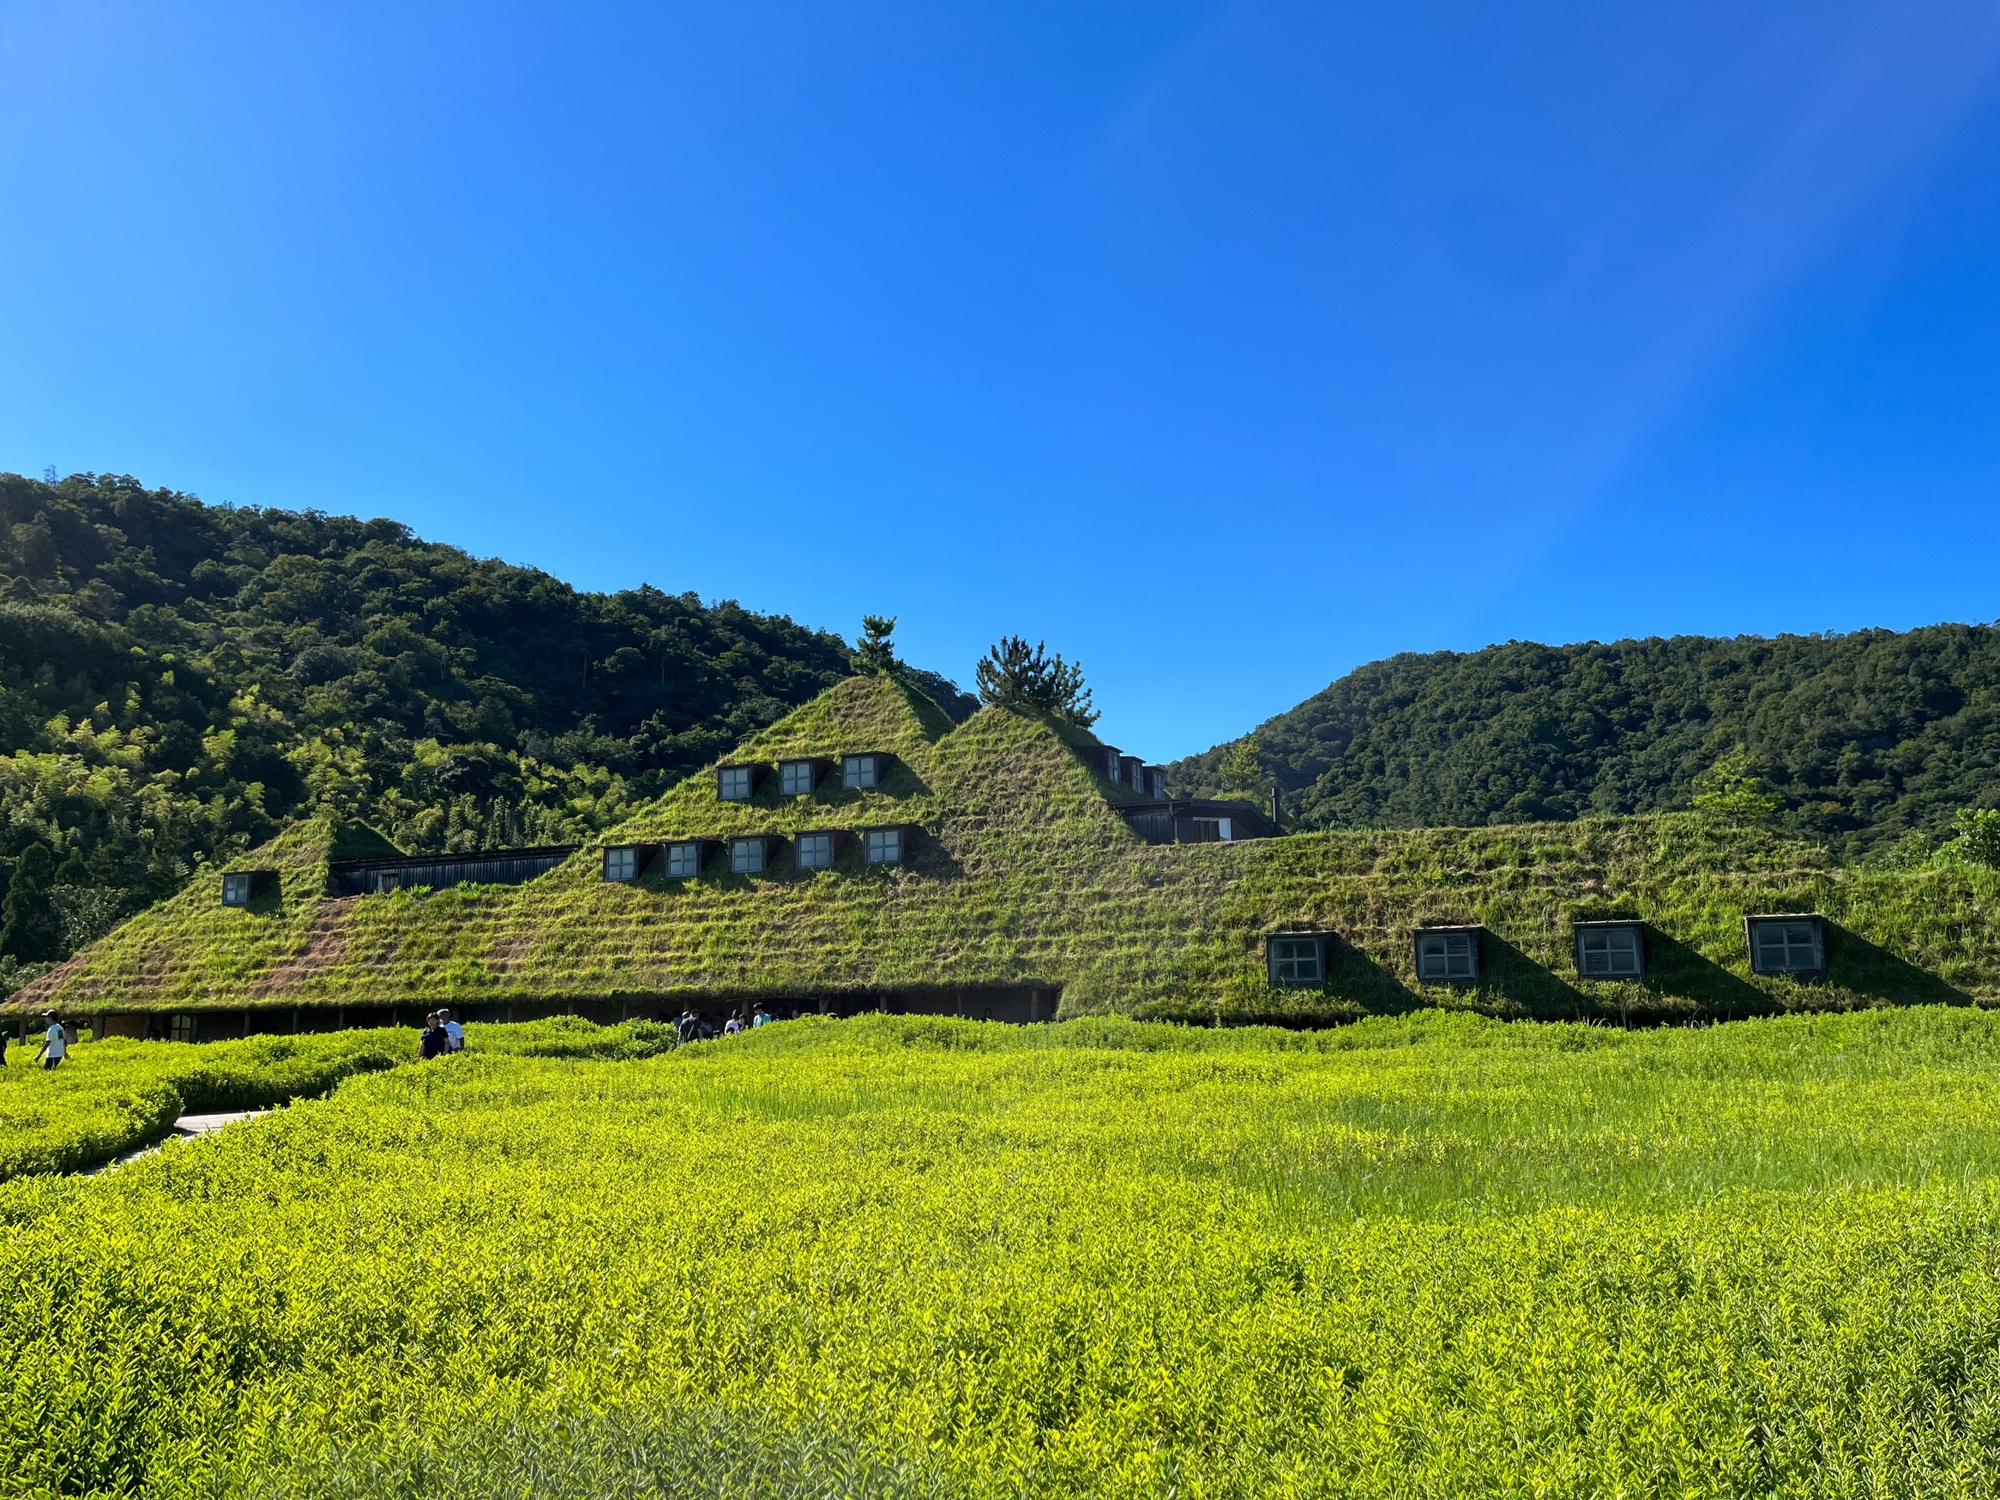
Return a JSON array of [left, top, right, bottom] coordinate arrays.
[[1170, 628, 2000, 853], [0, 472, 974, 983], [15, 1006, 2000, 1494], [17, 672, 2000, 1027]]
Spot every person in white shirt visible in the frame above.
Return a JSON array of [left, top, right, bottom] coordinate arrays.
[[36, 1015, 67, 1071], [440, 1008, 465, 1053]]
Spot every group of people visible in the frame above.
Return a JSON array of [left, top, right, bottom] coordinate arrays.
[[673, 1004, 797, 1044], [419, 1008, 465, 1059]]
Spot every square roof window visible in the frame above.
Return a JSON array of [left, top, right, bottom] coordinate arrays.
[[843, 754, 880, 790], [864, 828, 903, 865], [1268, 934, 1324, 986], [718, 766, 756, 801], [1576, 923, 1644, 978], [1747, 916, 1823, 975], [1415, 929, 1480, 982], [666, 842, 704, 879], [779, 760, 819, 797], [730, 837, 768, 875], [797, 832, 836, 870]]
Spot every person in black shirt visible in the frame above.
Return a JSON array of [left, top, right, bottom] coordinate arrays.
[[420, 1012, 449, 1060]]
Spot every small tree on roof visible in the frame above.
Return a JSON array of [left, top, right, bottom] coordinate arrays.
[[1217, 735, 1265, 798], [976, 636, 1098, 727], [853, 615, 900, 676], [1690, 749, 1781, 824]]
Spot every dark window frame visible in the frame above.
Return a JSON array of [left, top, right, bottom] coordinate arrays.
[[1573, 920, 1645, 978], [1267, 932, 1327, 986], [1744, 914, 1825, 976], [1414, 926, 1483, 983]]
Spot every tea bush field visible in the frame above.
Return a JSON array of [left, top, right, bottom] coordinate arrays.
[[0, 1028, 412, 1178], [9, 1009, 2000, 1497]]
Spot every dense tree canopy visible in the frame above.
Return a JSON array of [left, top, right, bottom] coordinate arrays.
[[1170, 631, 2000, 854], [0, 472, 972, 981]]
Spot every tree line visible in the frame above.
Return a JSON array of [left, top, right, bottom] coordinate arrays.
[[1171, 630, 2000, 858], [0, 472, 976, 986]]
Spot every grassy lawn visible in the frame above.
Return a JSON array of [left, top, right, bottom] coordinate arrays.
[[5, 1008, 2000, 1496]]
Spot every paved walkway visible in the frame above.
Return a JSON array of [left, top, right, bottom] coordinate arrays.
[[90, 1109, 270, 1174]]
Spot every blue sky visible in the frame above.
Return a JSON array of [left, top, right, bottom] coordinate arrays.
[[5, 2, 2000, 758]]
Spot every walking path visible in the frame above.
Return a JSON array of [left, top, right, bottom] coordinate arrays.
[[90, 1109, 270, 1174]]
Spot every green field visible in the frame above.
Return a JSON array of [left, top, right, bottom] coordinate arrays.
[[7, 1009, 2000, 1497]]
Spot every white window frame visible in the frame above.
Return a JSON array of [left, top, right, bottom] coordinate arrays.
[[864, 828, 903, 865], [1416, 931, 1478, 982], [842, 754, 879, 790], [1752, 920, 1822, 974], [1577, 925, 1642, 977], [730, 838, 767, 875], [603, 847, 638, 883], [665, 842, 703, 879], [796, 832, 836, 870], [718, 766, 754, 801], [1269, 936, 1323, 985], [779, 760, 817, 797]]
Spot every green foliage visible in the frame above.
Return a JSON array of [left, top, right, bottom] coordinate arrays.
[[1689, 747, 1781, 822], [12, 1009, 2000, 1492], [1952, 806, 2000, 869], [850, 614, 899, 675], [974, 635, 1097, 727], [0, 471, 892, 974], [23, 675, 2000, 1028], [0, 842, 57, 961], [0, 1028, 407, 1177], [1171, 627, 2000, 854], [1216, 733, 1266, 798]]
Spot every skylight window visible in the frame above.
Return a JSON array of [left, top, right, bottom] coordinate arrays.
[[779, 760, 818, 797], [797, 832, 836, 870], [222, 872, 254, 907], [842, 754, 880, 790], [1576, 923, 1643, 977], [864, 828, 903, 865], [1415, 929, 1479, 982], [666, 842, 703, 878], [730, 837, 768, 875], [602, 847, 640, 883], [1268, 935, 1324, 986], [718, 766, 755, 801], [1748, 916, 1823, 975]]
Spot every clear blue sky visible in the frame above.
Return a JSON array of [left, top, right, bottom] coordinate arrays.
[[5, 3, 2000, 758]]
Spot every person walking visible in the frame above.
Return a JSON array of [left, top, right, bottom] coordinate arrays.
[[35, 1014, 66, 1071], [724, 1010, 745, 1036], [420, 1012, 449, 1060], [675, 1010, 699, 1046], [751, 1004, 772, 1029], [440, 1008, 465, 1053]]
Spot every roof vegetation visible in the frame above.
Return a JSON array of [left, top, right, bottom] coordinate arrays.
[[12, 672, 1999, 1025]]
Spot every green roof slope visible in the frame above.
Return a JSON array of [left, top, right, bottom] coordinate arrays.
[[13, 674, 2000, 1024]]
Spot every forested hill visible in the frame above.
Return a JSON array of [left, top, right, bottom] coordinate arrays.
[[1170, 629, 2000, 854], [0, 471, 972, 980]]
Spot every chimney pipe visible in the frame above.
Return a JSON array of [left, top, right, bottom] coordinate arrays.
[[1269, 786, 1282, 828]]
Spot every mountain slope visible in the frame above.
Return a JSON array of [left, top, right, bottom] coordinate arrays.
[[1170, 629, 2000, 853], [0, 471, 971, 977]]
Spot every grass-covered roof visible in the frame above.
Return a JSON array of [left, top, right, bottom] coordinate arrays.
[[11, 673, 2000, 1024]]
